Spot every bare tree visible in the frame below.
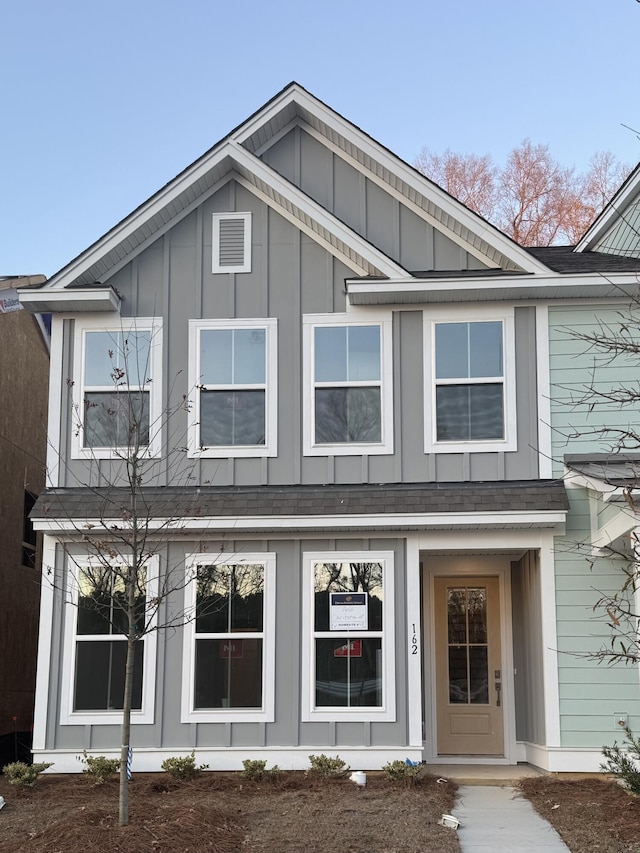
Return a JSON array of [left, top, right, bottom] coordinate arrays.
[[414, 141, 631, 246], [46, 326, 206, 826]]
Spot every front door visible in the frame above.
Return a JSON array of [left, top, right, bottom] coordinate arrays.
[[434, 576, 504, 756]]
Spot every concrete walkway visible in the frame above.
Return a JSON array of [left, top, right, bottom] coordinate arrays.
[[453, 785, 571, 852]]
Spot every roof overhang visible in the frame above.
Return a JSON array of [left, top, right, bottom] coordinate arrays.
[[18, 285, 121, 314], [33, 509, 566, 536], [576, 162, 640, 253], [346, 272, 640, 305]]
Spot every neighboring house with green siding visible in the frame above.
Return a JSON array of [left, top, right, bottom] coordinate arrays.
[[18, 83, 640, 774]]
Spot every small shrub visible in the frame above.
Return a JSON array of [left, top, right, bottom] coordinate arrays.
[[308, 753, 349, 777], [242, 759, 280, 781], [382, 759, 422, 785], [3, 761, 53, 787], [79, 751, 120, 785], [161, 751, 209, 781], [601, 726, 640, 794]]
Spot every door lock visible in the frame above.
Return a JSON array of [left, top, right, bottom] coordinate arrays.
[[495, 681, 501, 707]]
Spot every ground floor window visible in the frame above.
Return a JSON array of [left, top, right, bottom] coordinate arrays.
[[182, 552, 276, 722], [60, 556, 158, 725], [302, 551, 396, 722]]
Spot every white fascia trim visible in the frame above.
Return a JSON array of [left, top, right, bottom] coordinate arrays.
[[535, 305, 552, 478], [575, 164, 640, 252], [346, 271, 640, 305], [18, 287, 121, 312], [187, 318, 278, 458], [592, 510, 638, 549], [232, 86, 544, 275], [33, 510, 568, 535], [33, 746, 424, 774], [59, 554, 159, 726], [181, 552, 276, 723], [32, 535, 57, 750], [231, 143, 407, 279], [423, 306, 517, 454]]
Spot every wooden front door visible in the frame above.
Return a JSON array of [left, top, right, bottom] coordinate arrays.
[[434, 577, 504, 756]]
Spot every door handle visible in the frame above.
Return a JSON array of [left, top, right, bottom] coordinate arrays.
[[495, 682, 501, 707]]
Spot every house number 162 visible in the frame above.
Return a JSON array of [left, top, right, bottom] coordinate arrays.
[[410, 623, 418, 655]]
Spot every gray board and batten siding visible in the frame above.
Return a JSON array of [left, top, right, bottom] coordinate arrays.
[[60, 179, 542, 490], [43, 538, 408, 755]]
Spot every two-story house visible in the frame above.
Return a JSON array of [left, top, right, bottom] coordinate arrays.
[[20, 84, 640, 774]]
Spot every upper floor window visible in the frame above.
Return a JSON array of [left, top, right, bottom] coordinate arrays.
[[71, 318, 163, 459], [424, 308, 516, 453], [188, 318, 277, 457], [181, 552, 276, 722], [303, 313, 393, 456], [212, 212, 252, 274]]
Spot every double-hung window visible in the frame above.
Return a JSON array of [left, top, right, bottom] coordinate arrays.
[[301, 551, 395, 722], [424, 309, 516, 453], [60, 557, 158, 725], [303, 314, 393, 455], [72, 317, 163, 459], [188, 318, 277, 457], [182, 553, 276, 722]]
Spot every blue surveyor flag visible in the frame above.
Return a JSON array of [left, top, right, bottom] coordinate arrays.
[[127, 747, 132, 780]]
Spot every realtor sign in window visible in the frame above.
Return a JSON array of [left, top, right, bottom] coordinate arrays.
[[329, 592, 368, 631]]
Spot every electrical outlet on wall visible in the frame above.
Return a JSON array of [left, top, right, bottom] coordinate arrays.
[[614, 713, 628, 728]]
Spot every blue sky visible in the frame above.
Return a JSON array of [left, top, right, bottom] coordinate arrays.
[[3, 0, 640, 277]]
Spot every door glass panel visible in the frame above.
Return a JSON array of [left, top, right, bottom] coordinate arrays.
[[469, 646, 489, 704], [447, 589, 467, 643], [448, 646, 468, 703], [446, 585, 489, 706], [467, 588, 487, 643]]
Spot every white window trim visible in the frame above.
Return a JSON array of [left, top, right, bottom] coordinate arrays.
[[302, 312, 393, 456], [188, 318, 277, 458], [59, 554, 159, 726], [212, 212, 252, 274], [423, 306, 517, 454], [181, 552, 276, 723], [301, 550, 396, 722], [71, 316, 163, 460]]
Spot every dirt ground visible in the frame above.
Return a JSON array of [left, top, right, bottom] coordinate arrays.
[[0, 770, 460, 853], [520, 776, 640, 853]]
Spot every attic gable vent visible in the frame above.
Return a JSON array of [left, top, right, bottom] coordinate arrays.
[[212, 212, 252, 273]]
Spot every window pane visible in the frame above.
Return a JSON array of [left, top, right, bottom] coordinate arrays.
[[313, 562, 383, 631], [233, 329, 265, 384], [469, 322, 502, 378], [315, 387, 381, 443], [347, 326, 380, 381], [85, 330, 151, 387], [469, 646, 489, 704], [194, 638, 263, 709], [315, 637, 382, 707], [435, 384, 503, 441], [77, 567, 146, 636], [84, 391, 150, 448], [74, 640, 143, 711], [200, 329, 233, 384], [448, 645, 468, 703], [447, 588, 467, 644], [315, 327, 347, 382], [435, 323, 468, 379], [200, 390, 265, 446], [196, 564, 264, 633], [467, 588, 488, 644]]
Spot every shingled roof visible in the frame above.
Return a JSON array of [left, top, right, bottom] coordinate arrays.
[[32, 480, 568, 534], [526, 246, 640, 273]]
